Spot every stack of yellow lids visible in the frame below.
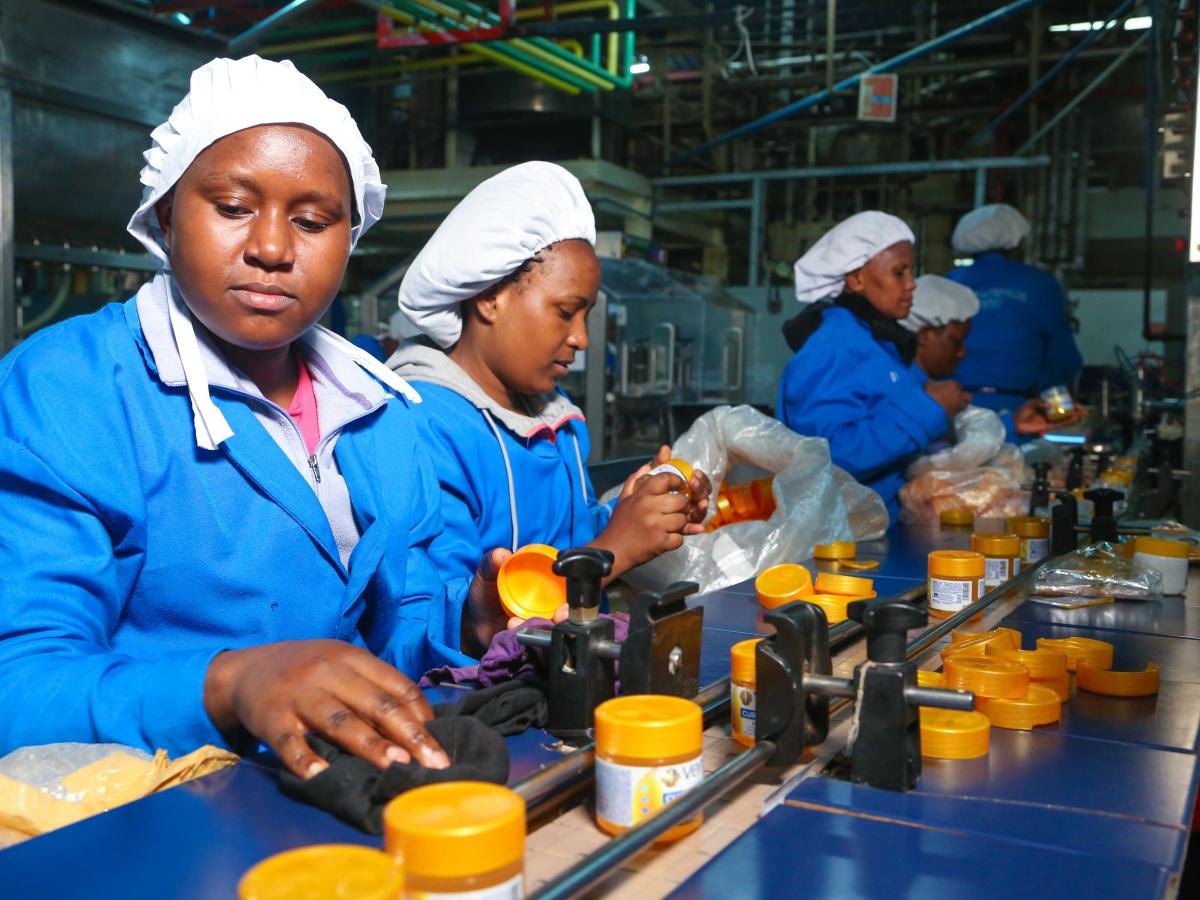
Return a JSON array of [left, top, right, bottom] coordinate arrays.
[[943, 656, 1030, 699], [920, 708, 991, 760], [803, 593, 855, 624], [988, 646, 1070, 702], [755, 563, 814, 609], [1035, 637, 1114, 672], [942, 630, 1062, 730], [813, 540, 881, 571], [815, 571, 877, 599]]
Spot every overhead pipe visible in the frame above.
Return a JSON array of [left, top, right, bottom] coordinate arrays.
[[515, 1, 620, 76], [228, 0, 326, 52], [661, 0, 1051, 170], [316, 51, 486, 83]]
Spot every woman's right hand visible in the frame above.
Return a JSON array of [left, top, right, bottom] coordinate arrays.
[[925, 379, 972, 416], [591, 471, 691, 577], [203, 640, 450, 780]]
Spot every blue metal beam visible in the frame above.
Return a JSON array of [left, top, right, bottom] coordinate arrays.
[[662, 0, 1051, 170]]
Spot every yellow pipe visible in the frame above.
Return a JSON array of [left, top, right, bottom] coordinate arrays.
[[514, 0, 620, 76], [557, 38, 585, 58], [318, 53, 484, 84], [260, 32, 375, 55]]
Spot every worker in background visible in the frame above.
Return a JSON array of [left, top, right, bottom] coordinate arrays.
[[778, 212, 970, 524], [390, 162, 711, 607], [0, 57, 515, 774], [945, 203, 1084, 442]]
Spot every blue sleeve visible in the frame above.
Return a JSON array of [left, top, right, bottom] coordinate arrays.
[[779, 345, 947, 482], [569, 418, 614, 537], [1035, 276, 1083, 388], [0, 439, 227, 753]]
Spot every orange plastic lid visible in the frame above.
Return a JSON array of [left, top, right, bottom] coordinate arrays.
[[731, 638, 761, 685], [238, 845, 403, 900], [803, 593, 852, 625], [1133, 536, 1190, 560], [714, 492, 734, 521], [750, 477, 775, 509], [977, 683, 1062, 730], [944, 655, 1030, 699], [595, 695, 702, 760], [917, 669, 945, 687], [756, 563, 814, 608], [928, 550, 986, 579], [920, 709, 991, 759], [729, 484, 757, 519], [940, 508, 976, 526], [951, 627, 1022, 650], [987, 646, 1068, 680], [1036, 673, 1071, 702], [814, 571, 876, 598], [943, 629, 1021, 662], [839, 559, 881, 571], [1077, 662, 1160, 697], [971, 533, 1021, 557], [497, 544, 565, 620], [384, 782, 524, 880], [1035, 637, 1114, 672], [814, 541, 857, 560], [1006, 515, 1050, 538]]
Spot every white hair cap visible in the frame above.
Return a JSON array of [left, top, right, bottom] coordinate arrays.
[[397, 161, 596, 348], [950, 203, 1030, 255], [900, 274, 981, 333], [127, 55, 386, 265], [793, 211, 915, 304]]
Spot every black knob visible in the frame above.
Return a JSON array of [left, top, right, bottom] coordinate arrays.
[[553, 547, 613, 610], [1030, 462, 1052, 514], [847, 599, 928, 663], [1066, 447, 1085, 490], [1084, 488, 1123, 543]]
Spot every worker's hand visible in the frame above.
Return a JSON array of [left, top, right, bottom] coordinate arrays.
[[925, 379, 972, 417], [593, 471, 691, 577], [203, 640, 449, 780], [463, 547, 521, 649], [1013, 399, 1087, 435], [620, 444, 711, 528]]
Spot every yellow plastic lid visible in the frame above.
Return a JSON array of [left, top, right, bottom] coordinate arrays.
[[950, 627, 1022, 651], [940, 508, 976, 526], [929, 550, 986, 579], [944, 656, 1030, 699], [731, 638, 761, 685], [1036, 673, 1071, 702], [728, 484, 758, 519], [595, 695, 702, 760], [1006, 516, 1050, 538], [756, 563, 814, 608], [497, 544, 565, 620], [1133, 536, 1190, 560], [803, 593, 853, 625], [839, 559, 881, 571], [920, 708, 991, 759], [971, 533, 1021, 557], [1035, 637, 1114, 672], [383, 782, 525, 880], [977, 683, 1062, 730], [987, 646, 1068, 680], [814, 571, 876, 597], [238, 845, 402, 900], [1077, 662, 1160, 697], [714, 492, 734, 521], [814, 541, 857, 560], [917, 669, 945, 687]]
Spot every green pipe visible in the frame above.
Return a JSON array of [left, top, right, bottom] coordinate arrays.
[[388, 0, 598, 91], [590, 32, 601, 67], [268, 16, 376, 40], [622, 0, 634, 86]]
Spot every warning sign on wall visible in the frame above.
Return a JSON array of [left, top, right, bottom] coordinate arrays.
[[858, 74, 898, 122]]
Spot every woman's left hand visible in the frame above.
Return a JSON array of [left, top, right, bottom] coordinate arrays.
[[463, 547, 514, 655]]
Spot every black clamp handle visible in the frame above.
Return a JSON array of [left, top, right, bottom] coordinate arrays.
[[1084, 488, 1124, 543], [1051, 489, 1079, 557], [553, 547, 613, 622], [1030, 461, 1052, 514], [846, 597, 927, 664]]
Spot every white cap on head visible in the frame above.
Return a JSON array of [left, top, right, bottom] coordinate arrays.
[[127, 55, 386, 266], [950, 203, 1030, 255], [396, 161, 596, 348], [899, 274, 981, 333], [793, 211, 915, 304]]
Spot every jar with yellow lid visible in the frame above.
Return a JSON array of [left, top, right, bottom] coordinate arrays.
[[1132, 536, 1190, 595], [594, 695, 704, 843], [1040, 385, 1076, 423], [635, 458, 694, 498], [1005, 516, 1050, 568], [940, 508, 975, 528], [971, 533, 1020, 591], [927, 550, 986, 619], [730, 639, 760, 747], [239, 845, 403, 900], [384, 782, 525, 898]]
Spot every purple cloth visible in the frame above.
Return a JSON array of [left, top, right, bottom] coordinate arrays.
[[422, 613, 630, 688]]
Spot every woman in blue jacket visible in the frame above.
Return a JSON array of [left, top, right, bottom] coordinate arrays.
[[0, 57, 510, 778], [777, 212, 971, 524], [389, 162, 711, 600]]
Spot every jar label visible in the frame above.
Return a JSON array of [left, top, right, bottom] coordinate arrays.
[[731, 685, 757, 741], [929, 576, 974, 612], [983, 557, 1010, 588], [1024, 537, 1049, 564], [595, 755, 704, 828], [409, 874, 524, 900]]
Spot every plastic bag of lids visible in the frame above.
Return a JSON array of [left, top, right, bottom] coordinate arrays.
[[1031, 542, 1164, 605], [899, 406, 1029, 524], [0, 742, 237, 846], [608, 404, 888, 594]]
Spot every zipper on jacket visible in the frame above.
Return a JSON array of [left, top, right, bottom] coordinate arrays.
[[308, 454, 322, 484]]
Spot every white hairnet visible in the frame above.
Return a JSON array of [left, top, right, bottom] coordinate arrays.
[[950, 203, 1030, 254], [127, 55, 386, 266], [793, 211, 915, 304], [397, 161, 596, 348], [899, 274, 981, 333]]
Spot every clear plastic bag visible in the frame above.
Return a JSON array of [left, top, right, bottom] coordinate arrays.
[[609, 404, 888, 594], [899, 407, 1029, 524], [1031, 542, 1164, 602]]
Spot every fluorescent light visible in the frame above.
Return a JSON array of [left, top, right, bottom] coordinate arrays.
[[1125, 16, 1152, 30], [953, 257, 975, 267], [1050, 17, 1148, 32], [630, 56, 650, 75], [174, 11, 192, 25]]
